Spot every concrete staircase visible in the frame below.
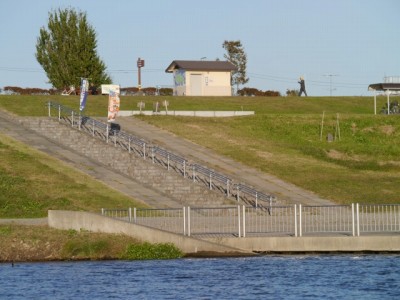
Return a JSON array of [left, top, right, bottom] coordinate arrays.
[[18, 117, 235, 207]]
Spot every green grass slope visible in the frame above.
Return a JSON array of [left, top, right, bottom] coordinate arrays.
[[1, 94, 399, 205]]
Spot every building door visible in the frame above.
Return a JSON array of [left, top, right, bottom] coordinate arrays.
[[190, 74, 202, 96]]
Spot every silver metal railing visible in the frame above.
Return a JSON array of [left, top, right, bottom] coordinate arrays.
[[47, 101, 274, 208], [102, 204, 400, 238]]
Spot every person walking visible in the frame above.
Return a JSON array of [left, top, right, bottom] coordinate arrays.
[[298, 76, 307, 96]]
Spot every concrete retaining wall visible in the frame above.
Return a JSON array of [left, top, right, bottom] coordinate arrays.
[[48, 210, 400, 254], [118, 111, 255, 117], [205, 235, 400, 253], [48, 210, 251, 256]]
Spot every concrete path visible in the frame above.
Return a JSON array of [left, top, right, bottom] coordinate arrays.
[[0, 108, 334, 209], [0, 110, 182, 208], [116, 117, 334, 206]]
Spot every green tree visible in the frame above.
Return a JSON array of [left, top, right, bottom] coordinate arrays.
[[222, 40, 249, 92], [36, 8, 111, 89]]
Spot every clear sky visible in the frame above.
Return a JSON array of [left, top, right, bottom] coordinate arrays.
[[0, 0, 399, 96]]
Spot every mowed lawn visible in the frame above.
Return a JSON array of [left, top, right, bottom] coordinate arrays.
[[1, 94, 399, 205]]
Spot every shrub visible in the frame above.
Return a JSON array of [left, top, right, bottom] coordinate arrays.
[[121, 242, 183, 260]]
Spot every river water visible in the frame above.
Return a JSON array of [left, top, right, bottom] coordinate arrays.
[[1, 255, 399, 299]]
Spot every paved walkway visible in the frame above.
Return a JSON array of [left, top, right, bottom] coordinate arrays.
[[0, 110, 181, 208], [116, 117, 334, 206]]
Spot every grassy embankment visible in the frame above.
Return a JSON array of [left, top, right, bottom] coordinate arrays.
[[0, 94, 399, 261], [0, 95, 183, 261], [1, 94, 399, 206]]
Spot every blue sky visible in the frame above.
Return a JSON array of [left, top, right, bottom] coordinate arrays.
[[0, 0, 399, 96]]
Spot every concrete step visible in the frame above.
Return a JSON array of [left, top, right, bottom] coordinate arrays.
[[20, 117, 234, 207]]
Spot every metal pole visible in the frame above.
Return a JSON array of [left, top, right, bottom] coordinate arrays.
[[237, 205, 241, 238], [242, 205, 246, 238], [352, 203, 355, 236], [134, 207, 137, 223], [356, 203, 360, 236], [129, 207, 132, 223], [187, 206, 191, 237], [299, 204, 302, 237], [183, 207, 186, 236], [294, 204, 298, 237], [374, 91, 377, 115], [387, 91, 390, 115], [48, 102, 51, 117]]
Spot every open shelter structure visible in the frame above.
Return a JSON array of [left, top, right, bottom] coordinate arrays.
[[165, 60, 237, 96], [368, 77, 400, 115]]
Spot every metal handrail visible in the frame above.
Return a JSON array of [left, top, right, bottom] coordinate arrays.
[[47, 101, 275, 207]]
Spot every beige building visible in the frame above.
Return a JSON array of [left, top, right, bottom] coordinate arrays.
[[165, 60, 237, 96]]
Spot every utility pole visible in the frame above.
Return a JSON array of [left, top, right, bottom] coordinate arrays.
[[324, 74, 338, 96]]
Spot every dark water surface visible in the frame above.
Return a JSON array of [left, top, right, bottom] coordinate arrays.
[[1, 255, 399, 299]]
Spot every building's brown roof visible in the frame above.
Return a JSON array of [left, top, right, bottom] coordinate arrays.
[[368, 83, 400, 91], [165, 60, 237, 73]]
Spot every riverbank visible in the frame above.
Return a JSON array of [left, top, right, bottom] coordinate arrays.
[[0, 224, 185, 263]]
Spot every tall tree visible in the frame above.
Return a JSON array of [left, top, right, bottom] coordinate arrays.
[[222, 40, 249, 92], [36, 8, 111, 89]]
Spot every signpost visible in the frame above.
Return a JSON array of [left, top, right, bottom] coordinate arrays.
[[137, 57, 145, 92]]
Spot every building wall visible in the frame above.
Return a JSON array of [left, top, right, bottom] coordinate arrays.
[[173, 70, 232, 96]]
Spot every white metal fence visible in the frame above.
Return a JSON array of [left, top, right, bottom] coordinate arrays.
[[102, 204, 400, 238]]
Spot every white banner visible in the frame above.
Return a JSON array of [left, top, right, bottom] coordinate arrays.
[[107, 88, 120, 122]]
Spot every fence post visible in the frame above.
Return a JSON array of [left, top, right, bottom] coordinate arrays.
[[226, 179, 230, 197], [237, 205, 241, 238], [106, 125, 109, 143], [242, 205, 246, 238], [128, 207, 132, 223], [188, 206, 191, 237], [101, 208, 104, 215], [255, 192, 258, 208], [71, 111, 74, 127], [92, 119, 95, 136], [143, 143, 146, 160], [48, 102, 51, 117], [133, 207, 137, 224], [192, 165, 196, 182], [356, 203, 360, 237], [209, 173, 212, 190], [58, 105, 61, 121], [183, 207, 186, 236], [352, 203, 355, 237], [128, 137, 131, 153], [294, 204, 298, 237], [183, 161, 186, 178], [299, 204, 302, 237]]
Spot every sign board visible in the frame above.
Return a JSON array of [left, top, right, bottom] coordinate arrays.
[[101, 84, 120, 95]]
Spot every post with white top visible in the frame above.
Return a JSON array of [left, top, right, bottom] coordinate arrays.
[[299, 204, 302, 237], [187, 206, 191, 237], [237, 205, 241, 238], [294, 204, 298, 237]]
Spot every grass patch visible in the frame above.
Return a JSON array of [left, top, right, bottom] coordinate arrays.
[[0, 225, 144, 261], [121, 242, 183, 260], [0, 133, 148, 218]]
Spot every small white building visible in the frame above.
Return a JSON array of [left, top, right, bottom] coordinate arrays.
[[165, 60, 237, 96]]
